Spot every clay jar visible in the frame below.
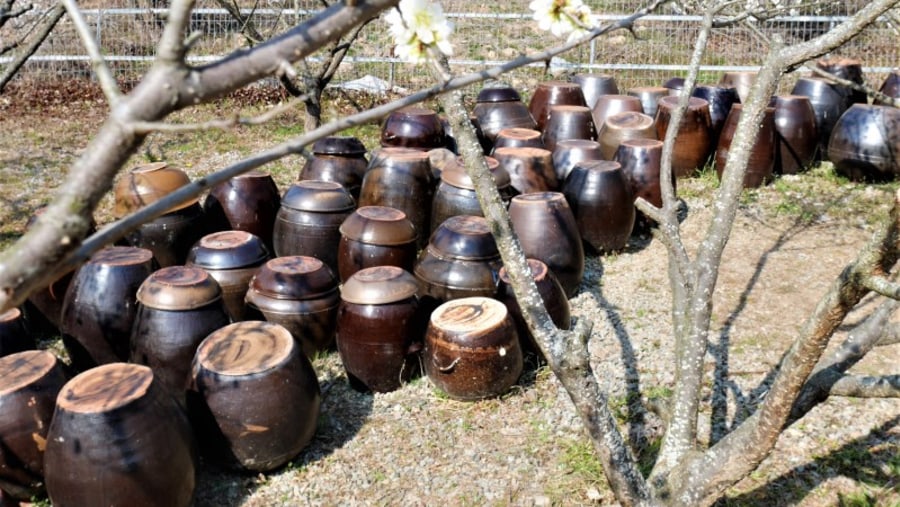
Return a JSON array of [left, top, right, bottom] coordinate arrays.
[[431, 156, 515, 231], [336, 266, 424, 393], [424, 297, 523, 401], [615, 139, 667, 233], [542, 105, 597, 152], [496, 259, 571, 359], [563, 160, 635, 253], [718, 71, 757, 103], [44, 363, 197, 507], [715, 104, 777, 188], [0, 309, 35, 358], [0, 350, 68, 500], [692, 84, 741, 151], [528, 80, 587, 132], [113, 161, 197, 217], [187, 321, 321, 471], [875, 69, 900, 106], [493, 146, 558, 194], [508, 192, 584, 297], [827, 104, 900, 181], [591, 94, 643, 131], [338, 205, 418, 283], [203, 170, 281, 252], [130, 266, 230, 402], [817, 57, 867, 105], [771, 95, 818, 174], [186, 231, 270, 321], [414, 215, 502, 307], [380, 106, 446, 150], [791, 76, 852, 157], [359, 148, 435, 249], [627, 86, 669, 118], [299, 136, 369, 200], [493, 128, 545, 152], [655, 96, 713, 177], [245, 256, 340, 358], [597, 111, 657, 160], [473, 87, 537, 151], [552, 139, 604, 182], [571, 73, 619, 109], [60, 246, 156, 372], [274, 180, 355, 273]]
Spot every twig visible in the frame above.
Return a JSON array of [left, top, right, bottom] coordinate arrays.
[[830, 374, 900, 398], [61, 0, 120, 105], [861, 273, 900, 300], [0, 2, 65, 93]]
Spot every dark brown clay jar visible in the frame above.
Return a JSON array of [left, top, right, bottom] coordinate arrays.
[[0, 350, 68, 500], [508, 192, 584, 297], [827, 104, 900, 181], [380, 106, 446, 150], [336, 266, 425, 393], [655, 96, 713, 177], [130, 266, 230, 402], [597, 111, 657, 160], [718, 71, 757, 104], [496, 259, 571, 359], [338, 206, 418, 283], [124, 202, 209, 268], [562, 160, 635, 253], [591, 94, 643, 132], [186, 231, 270, 321], [473, 87, 537, 150], [771, 95, 818, 174], [692, 84, 741, 154], [44, 363, 197, 507], [528, 81, 587, 132], [614, 139, 668, 233], [816, 57, 867, 106], [187, 321, 321, 471], [571, 73, 619, 109], [203, 170, 281, 253], [493, 146, 558, 194], [60, 246, 156, 372], [552, 139, 604, 182], [274, 180, 356, 272], [424, 297, 523, 401], [715, 104, 777, 188], [358, 148, 435, 249], [430, 156, 514, 232], [542, 105, 597, 152], [0, 309, 35, 358], [874, 69, 900, 106], [299, 136, 369, 200], [791, 76, 853, 158], [245, 256, 340, 358], [627, 86, 669, 118], [492, 128, 545, 152], [113, 161, 198, 217]]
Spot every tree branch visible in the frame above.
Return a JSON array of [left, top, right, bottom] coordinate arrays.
[[61, 0, 121, 105], [829, 374, 900, 398], [129, 93, 311, 134], [0, 2, 65, 93], [806, 65, 899, 108], [877, 325, 900, 347], [860, 273, 900, 300]]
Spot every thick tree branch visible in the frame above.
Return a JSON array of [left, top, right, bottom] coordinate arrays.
[[829, 374, 900, 397], [0, 2, 65, 92], [61, 0, 121, 105]]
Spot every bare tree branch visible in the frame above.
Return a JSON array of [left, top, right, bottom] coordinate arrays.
[[829, 374, 900, 397], [0, 2, 65, 92], [807, 64, 899, 108], [861, 273, 900, 300], [129, 93, 311, 134], [877, 325, 900, 346], [0, 0, 31, 28], [61, 0, 121, 105]]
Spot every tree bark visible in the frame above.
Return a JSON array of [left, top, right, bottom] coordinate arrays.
[[0, 2, 64, 92]]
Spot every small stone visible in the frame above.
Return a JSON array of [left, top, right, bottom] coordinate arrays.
[[586, 487, 602, 500], [534, 495, 551, 506]]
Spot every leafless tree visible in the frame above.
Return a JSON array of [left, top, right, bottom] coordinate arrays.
[[0, 0, 897, 506]]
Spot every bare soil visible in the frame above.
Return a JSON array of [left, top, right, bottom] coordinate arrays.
[[0, 83, 898, 506]]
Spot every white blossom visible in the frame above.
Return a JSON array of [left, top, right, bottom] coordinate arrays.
[[384, 0, 453, 63], [529, 0, 594, 42]]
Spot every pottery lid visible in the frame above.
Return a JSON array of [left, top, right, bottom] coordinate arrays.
[[186, 230, 270, 270], [89, 246, 154, 266], [476, 87, 523, 103], [250, 256, 338, 300], [440, 156, 510, 190], [136, 265, 222, 310], [0, 307, 21, 323], [280, 180, 356, 212], [658, 95, 708, 111], [430, 297, 509, 336], [496, 128, 542, 141], [429, 215, 499, 260], [312, 136, 368, 156], [341, 266, 419, 305], [663, 77, 685, 90], [339, 206, 417, 245], [56, 363, 154, 413], [605, 111, 654, 130], [113, 162, 198, 217], [197, 321, 294, 375], [0, 350, 58, 396], [498, 258, 549, 284]]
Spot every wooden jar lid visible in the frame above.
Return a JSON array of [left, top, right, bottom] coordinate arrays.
[[196, 321, 294, 376], [57, 363, 154, 413], [0, 350, 58, 396]]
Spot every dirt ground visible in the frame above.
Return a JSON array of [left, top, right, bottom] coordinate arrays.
[[0, 86, 898, 506]]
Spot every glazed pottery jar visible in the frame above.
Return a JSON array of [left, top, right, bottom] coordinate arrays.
[[529, 80, 587, 132], [336, 266, 425, 393], [380, 106, 446, 150], [0, 350, 68, 500], [61, 246, 156, 371], [771, 95, 818, 174], [692, 84, 741, 153], [571, 73, 619, 109], [414, 215, 502, 308], [338, 206, 418, 283], [124, 202, 208, 268], [496, 259, 571, 359], [274, 180, 356, 272], [542, 105, 597, 152], [791, 76, 853, 158], [245, 256, 341, 357], [359, 147, 435, 249], [597, 111, 657, 160], [130, 266, 230, 402], [493, 146, 558, 194], [827, 104, 900, 181], [816, 57, 867, 105], [508, 192, 584, 297], [299, 136, 369, 200], [626, 86, 669, 118], [187, 321, 321, 471], [715, 104, 777, 188], [430, 156, 515, 232], [203, 170, 281, 252], [552, 139, 604, 181], [563, 160, 635, 253], [874, 69, 900, 106], [473, 86, 537, 150], [44, 363, 197, 507], [614, 138, 668, 233], [492, 128, 545, 152], [186, 230, 270, 321], [113, 161, 197, 217], [424, 297, 523, 401], [0, 309, 35, 358], [655, 95, 713, 177]]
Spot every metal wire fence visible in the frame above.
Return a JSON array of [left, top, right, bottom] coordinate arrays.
[[2, 0, 898, 94]]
